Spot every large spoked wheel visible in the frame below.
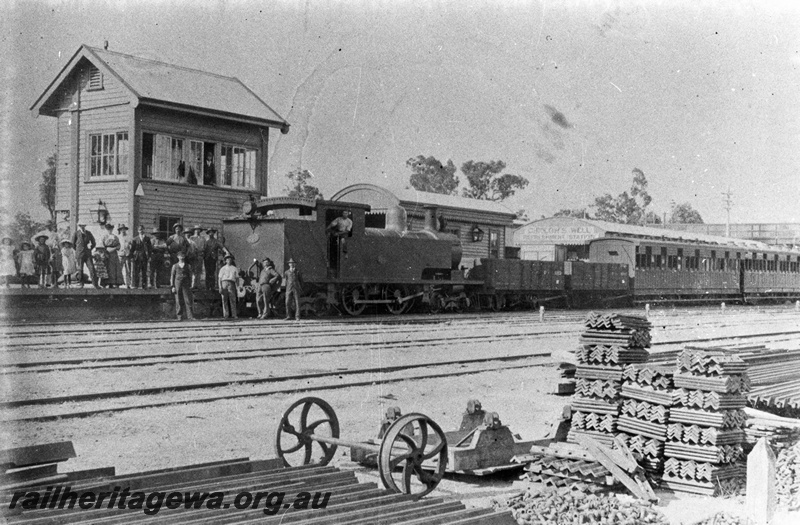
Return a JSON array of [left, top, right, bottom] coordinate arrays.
[[378, 413, 448, 498], [384, 285, 409, 315], [489, 293, 506, 312], [276, 397, 340, 467], [341, 285, 367, 316]]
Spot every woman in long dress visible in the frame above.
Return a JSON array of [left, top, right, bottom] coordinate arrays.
[[101, 223, 122, 287], [0, 237, 17, 287]]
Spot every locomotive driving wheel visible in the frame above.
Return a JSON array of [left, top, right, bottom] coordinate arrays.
[[276, 397, 340, 467], [340, 285, 367, 316], [384, 285, 409, 315], [378, 413, 448, 498]]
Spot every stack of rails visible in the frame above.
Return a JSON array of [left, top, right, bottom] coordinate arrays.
[[652, 346, 800, 421], [0, 446, 515, 524], [661, 348, 748, 496], [743, 407, 800, 453], [568, 312, 652, 448], [523, 455, 616, 493], [616, 363, 677, 477]]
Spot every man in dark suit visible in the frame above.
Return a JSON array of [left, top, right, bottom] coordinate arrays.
[[71, 222, 98, 288], [170, 252, 194, 320], [130, 225, 152, 289]]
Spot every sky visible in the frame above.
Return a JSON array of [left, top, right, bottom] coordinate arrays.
[[2, 0, 799, 226]]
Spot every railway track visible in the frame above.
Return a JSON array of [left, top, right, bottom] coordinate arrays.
[[3, 307, 800, 426]]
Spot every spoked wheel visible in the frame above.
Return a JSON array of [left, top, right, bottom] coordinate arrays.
[[428, 292, 445, 314], [340, 285, 367, 316], [467, 293, 481, 312], [384, 285, 410, 315], [378, 413, 448, 498], [276, 397, 340, 467]]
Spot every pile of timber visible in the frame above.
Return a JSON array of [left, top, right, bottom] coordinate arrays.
[[616, 363, 675, 477], [661, 348, 748, 496], [568, 312, 651, 447]]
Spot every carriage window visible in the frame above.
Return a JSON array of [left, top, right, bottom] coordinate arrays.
[[645, 246, 652, 268], [677, 248, 683, 270]]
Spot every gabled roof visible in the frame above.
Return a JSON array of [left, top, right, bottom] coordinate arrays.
[[516, 217, 775, 250], [31, 45, 289, 131], [332, 183, 517, 220]]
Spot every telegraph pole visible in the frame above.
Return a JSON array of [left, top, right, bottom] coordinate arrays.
[[722, 188, 733, 237]]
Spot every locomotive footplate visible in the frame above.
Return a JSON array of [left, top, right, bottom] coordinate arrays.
[[352, 399, 537, 476]]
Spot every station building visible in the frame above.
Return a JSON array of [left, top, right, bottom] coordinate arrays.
[[331, 184, 518, 268], [31, 44, 289, 240]]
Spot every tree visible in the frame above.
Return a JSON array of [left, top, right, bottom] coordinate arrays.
[[2, 212, 48, 243], [669, 202, 704, 224], [460, 160, 529, 201], [554, 208, 591, 219], [39, 153, 57, 230], [591, 168, 656, 224], [284, 169, 323, 200], [406, 155, 458, 195]]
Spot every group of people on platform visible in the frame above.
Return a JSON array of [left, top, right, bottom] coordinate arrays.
[[0, 222, 230, 291]]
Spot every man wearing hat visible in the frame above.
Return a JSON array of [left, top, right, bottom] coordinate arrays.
[[117, 224, 133, 288], [188, 225, 206, 289], [149, 227, 167, 288], [204, 228, 221, 290], [284, 258, 303, 321], [166, 223, 191, 266], [256, 257, 281, 319], [71, 222, 99, 288], [130, 225, 152, 288], [217, 253, 239, 319], [170, 252, 195, 320]]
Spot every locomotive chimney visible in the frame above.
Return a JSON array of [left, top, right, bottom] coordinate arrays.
[[423, 206, 439, 231], [385, 205, 407, 232]]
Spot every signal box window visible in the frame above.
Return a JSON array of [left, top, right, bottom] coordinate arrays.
[[489, 231, 499, 258], [89, 132, 128, 177]]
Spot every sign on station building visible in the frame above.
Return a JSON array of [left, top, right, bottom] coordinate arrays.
[[30, 44, 289, 241], [513, 217, 606, 261]]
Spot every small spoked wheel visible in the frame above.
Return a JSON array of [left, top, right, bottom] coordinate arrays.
[[428, 292, 445, 314], [276, 397, 340, 467], [384, 285, 409, 315], [341, 285, 367, 316], [378, 413, 448, 498]]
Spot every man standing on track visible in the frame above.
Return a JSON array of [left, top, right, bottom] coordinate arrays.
[[218, 254, 239, 319], [257, 258, 281, 319], [283, 258, 302, 321], [189, 225, 206, 289], [170, 252, 194, 321]]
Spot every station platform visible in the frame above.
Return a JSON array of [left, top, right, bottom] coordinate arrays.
[[0, 287, 224, 323]]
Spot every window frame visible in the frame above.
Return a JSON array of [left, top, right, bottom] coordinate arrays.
[[141, 131, 257, 191], [87, 131, 129, 179]]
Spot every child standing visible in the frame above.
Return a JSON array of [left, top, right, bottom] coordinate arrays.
[[50, 237, 63, 288], [61, 240, 77, 287], [33, 235, 52, 288], [93, 247, 109, 288], [0, 237, 17, 287], [17, 241, 35, 288]]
